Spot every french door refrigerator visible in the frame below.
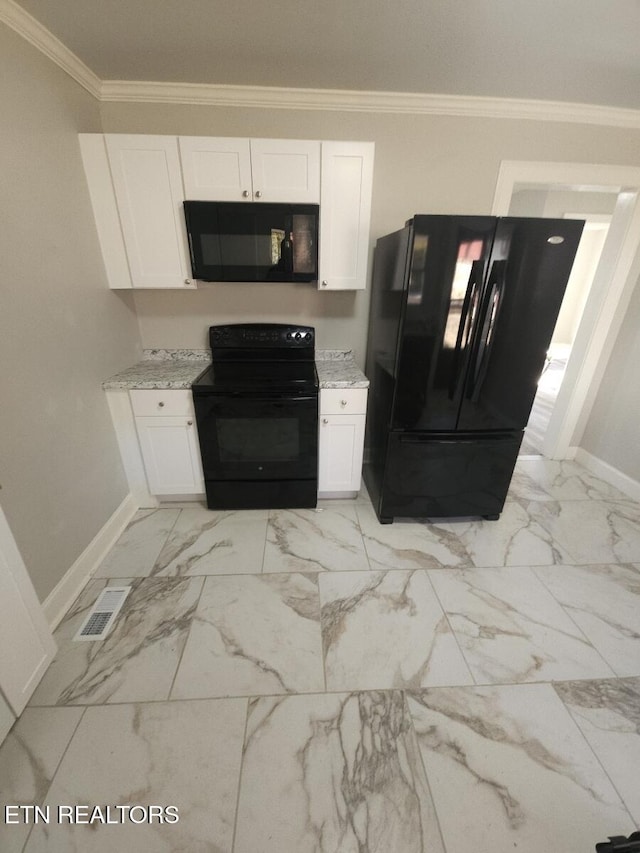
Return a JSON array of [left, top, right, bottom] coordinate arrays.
[[363, 215, 584, 523]]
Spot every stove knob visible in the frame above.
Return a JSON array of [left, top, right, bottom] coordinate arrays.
[[295, 332, 302, 341]]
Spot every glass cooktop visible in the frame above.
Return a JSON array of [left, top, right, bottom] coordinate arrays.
[[191, 361, 319, 394]]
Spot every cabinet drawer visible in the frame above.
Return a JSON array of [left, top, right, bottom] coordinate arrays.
[[320, 388, 368, 415], [130, 389, 195, 417]]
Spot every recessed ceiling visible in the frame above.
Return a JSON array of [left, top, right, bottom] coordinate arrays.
[[11, 0, 640, 109]]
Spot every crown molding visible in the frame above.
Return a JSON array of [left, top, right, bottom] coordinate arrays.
[[101, 80, 640, 128], [3, 0, 640, 129], [0, 0, 101, 99]]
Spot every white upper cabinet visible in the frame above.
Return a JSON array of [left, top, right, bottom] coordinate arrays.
[[249, 139, 320, 202], [105, 135, 195, 289], [80, 134, 373, 290], [179, 137, 252, 201], [179, 137, 320, 203], [79, 135, 133, 289], [319, 141, 375, 291]]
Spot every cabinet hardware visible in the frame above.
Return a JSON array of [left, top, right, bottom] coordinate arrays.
[[255, 190, 262, 199], [322, 418, 329, 424], [242, 190, 249, 198], [187, 420, 193, 426], [321, 280, 328, 287], [340, 400, 347, 407], [158, 401, 165, 407]]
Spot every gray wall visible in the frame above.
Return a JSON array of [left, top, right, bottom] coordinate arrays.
[[582, 270, 640, 482], [0, 25, 142, 602]]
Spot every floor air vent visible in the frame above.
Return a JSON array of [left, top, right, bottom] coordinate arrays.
[[73, 586, 131, 641]]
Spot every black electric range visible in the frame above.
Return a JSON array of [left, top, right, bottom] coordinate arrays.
[[191, 324, 319, 510]]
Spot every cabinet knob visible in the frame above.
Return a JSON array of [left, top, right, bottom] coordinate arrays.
[[242, 190, 249, 198], [255, 190, 262, 199], [340, 399, 347, 407], [321, 280, 328, 287], [322, 418, 329, 425], [187, 420, 193, 426], [158, 401, 165, 408]]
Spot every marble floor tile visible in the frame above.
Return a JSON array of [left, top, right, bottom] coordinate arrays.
[[357, 503, 474, 570], [171, 573, 325, 699], [23, 698, 246, 853], [429, 566, 615, 683], [511, 458, 630, 502], [429, 500, 574, 567], [30, 576, 203, 706], [320, 570, 473, 690], [555, 678, 640, 825], [0, 707, 84, 853], [234, 691, 445, 853], [94, 508, 180, 578], [263, 505, 370, 573], [525, 499, 640, 564], [534, 563, 640, 676], [407, 684, 635, 853], [150, 507, 268, 576]]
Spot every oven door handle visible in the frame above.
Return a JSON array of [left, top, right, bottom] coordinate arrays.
[[194, 391, 318, 402]]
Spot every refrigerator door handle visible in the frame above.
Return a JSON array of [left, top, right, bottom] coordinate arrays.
[[448, 260, 483, 400], [467, 260, 505, 399], [399, 430, 517, 443]]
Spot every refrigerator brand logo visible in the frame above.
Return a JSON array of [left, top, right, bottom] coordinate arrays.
[[547, 235, 565, 244]]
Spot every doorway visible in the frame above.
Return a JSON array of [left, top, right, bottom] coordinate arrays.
[[492, 162, 640, 459], [507, 196, 615, 454]]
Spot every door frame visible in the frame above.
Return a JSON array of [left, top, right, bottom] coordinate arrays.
[[493, 162, 640, 458], [0, 503, 56, 716]]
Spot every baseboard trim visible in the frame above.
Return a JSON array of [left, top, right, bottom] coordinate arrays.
[[574, 448, 640, 502], [42, 493, 138, 630]]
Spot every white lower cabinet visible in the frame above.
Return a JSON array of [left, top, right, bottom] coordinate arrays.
[[318, 388, 368, 497], [130, 390, 204, 496]]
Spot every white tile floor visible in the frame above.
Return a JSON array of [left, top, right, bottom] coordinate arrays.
[[2, 457, 640, 852]]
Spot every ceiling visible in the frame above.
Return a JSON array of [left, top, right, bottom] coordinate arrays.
[[11, 0, 640, 110]]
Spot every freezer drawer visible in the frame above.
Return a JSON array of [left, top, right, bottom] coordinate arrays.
[[377, 431, 522, 522]]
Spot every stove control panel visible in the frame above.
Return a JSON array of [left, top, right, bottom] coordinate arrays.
[[209, 324, 315, 350]]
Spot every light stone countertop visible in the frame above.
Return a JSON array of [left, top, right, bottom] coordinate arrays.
[[102, 350, 210, 390], [103, 348, 369, 390], [315, 350, 369, 389]]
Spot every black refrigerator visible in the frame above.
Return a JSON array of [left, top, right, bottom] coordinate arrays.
[[363, 215, 584, 523]]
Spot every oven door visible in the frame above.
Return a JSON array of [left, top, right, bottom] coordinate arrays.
[[192, 391, 318, 481]]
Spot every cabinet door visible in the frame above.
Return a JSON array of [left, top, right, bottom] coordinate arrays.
[[105, 135, 194, 289], [0, 505, 56, 718], [79, 134, 132, 289], [319, 141, 374, 290], [179, 137, 252, 201], [249, 139, 321, 203], [318, 414, 365, 494], [135, 416, 205, 495]]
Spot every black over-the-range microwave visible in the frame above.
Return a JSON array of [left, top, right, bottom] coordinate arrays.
[[183, 201, 319, 283]]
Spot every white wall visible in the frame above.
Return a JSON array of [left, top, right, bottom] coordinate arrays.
[[0, 25, 142, 602]]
